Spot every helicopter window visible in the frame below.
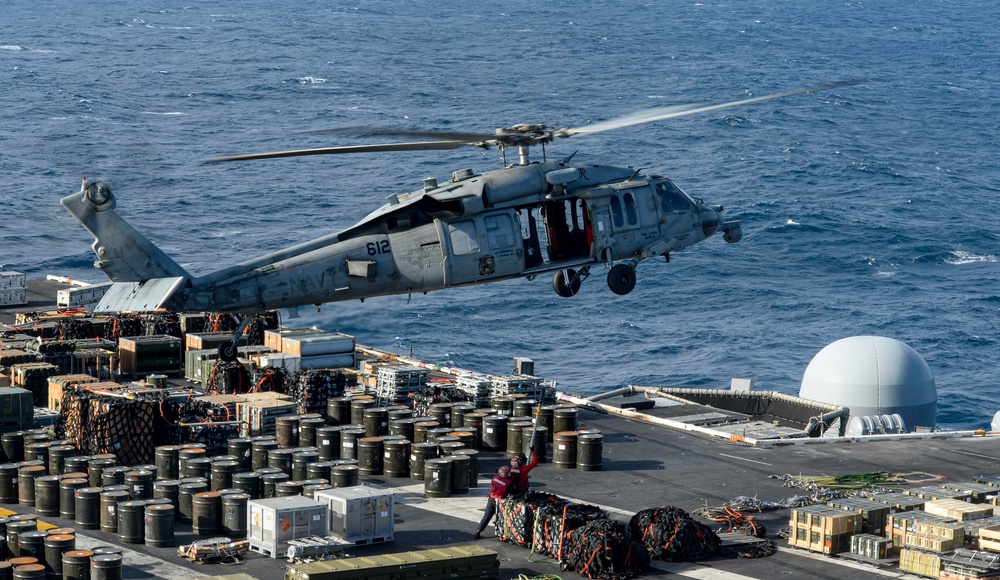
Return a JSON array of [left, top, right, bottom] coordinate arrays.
[[623, 192, 638, 225], [654, 181, 691, 213], [484, 214, 515, 248], [609, 196, 625, 228], [448, 220, 480, 255]]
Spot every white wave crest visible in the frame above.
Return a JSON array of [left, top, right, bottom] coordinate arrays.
[[0, 45, 24, 51], [299, 77, 327, 84], [946, 251, 997, 265]]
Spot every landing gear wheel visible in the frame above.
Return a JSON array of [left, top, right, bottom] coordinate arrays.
[[607, 264, 637, 295], [552, 269, 582, 298], [218, 339, 238, 362]]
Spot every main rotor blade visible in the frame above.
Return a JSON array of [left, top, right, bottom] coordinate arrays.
[[204, 140, 471, 163], [566, 79, 866, 136], [300, 126, 497, 143]]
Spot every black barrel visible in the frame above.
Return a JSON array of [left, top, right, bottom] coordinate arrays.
[[338, 427, 366, 461], [191, 491, 222, 535], [357, 437, 384, 476], [10, 563, 44, 579], [491, 397, 515, 416], [74, 486, 102, 530], [100, 466, 130, 487], [261, 473, 289, 498], [450, 403, 475, 428], [59, 477, 88, 519], [303, 483, 331, 499], [362, 407, 389, 437], [428, 403, 453, 428], [86, 458, 115, 488], [506, 420, 528, 457], [231, 472, 262, 499], [330, 465, 358, 488], [387, 407, 413, 422], [275, 415, 300, 449], [89, 553, 123, 580], [1, 432, 24, 463], [388, 418, 416, 441], [423, 458, 452, 498], [447, 454, 470, 495], [306, 461, 335, 482], [47, 445, 75, 476], [33, 475, 61, 517], [298, 417, 326, 447], [176, 482, 208, 522], [275, 481, 304, 497], [61, 549, 93, 580], [0, 463, 18, 503], [553, 431, 578, 469], [267, 448, 294, 475], [17, 465, 45, 506], [177, 445, 207, 463], [449, 430, 475, 449], [152, 445, 179, 481], [326, 396, 351, 425], [6, 521, 36, 558], [412, 421, 437, 444], [482, 415, 508, 451], [144, 503, 175, 547], [537, 406, 556, 439], [116, 500, 146, 544], [553, 406, 579, 434], [577, 433, 604, 471], [226, 438, 252, 471], [383, 440, 410, 478], [64, 455, 94, 476], [152, 479, 180, 510], [427, 428, 455, 444], [210, 460, 239, 491], [349, 397, 374, 426], [409, 442, 438, 481], [454, 448, 480, 488], [17, 529, 47, 561], [43, 533, 74, 578], [522, 426, 548, 463], [250, 439, 278, 470], [98, 490, 128, 533], [315, 426, 340, 461], [513, 398, 538, 418], [291, 451, 320, 481], [222, 493, 249, 536], [125, 469, 154, 500], [462, 413, 485, 449], [24, 442, 49, 467], [181, 457, 212, 481]]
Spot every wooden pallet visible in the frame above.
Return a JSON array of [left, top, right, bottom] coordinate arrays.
[[178, 538, 249, 564]]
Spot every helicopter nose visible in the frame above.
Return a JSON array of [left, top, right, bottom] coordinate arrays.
[[700, 205, 721, 237]]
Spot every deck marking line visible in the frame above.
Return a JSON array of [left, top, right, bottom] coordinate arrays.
[[717, 453, 773, 466]]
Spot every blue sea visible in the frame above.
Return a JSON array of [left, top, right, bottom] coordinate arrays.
[[2, 1, 997, 429]]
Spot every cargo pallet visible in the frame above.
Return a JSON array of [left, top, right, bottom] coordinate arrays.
[[178, 538, 249, 564]]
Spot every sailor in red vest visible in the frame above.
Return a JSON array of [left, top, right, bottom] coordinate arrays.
[[474, 465, 513, 539], [509, 450, 538, 495]]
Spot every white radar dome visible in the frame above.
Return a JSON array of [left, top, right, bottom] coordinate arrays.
[[799, 336, 936, 431]]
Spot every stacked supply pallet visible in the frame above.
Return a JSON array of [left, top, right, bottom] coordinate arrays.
[[10, 361, 59, 406], [56, 282, 111, 308], [118, 335, 182, 375], [900, 548, 947, 578], [906, 485, 969, 501], [236, 393, 296, 437], [46, 373, 101, 412], [939, 481, 1000, 504], [939, 548, 1000, 580], [924, 498, 995, 522], [888, 511, 964, 555], [285, 545, 500, 580], [0, 271, 27, 306], [281, 332, 355, 371], [850, 533, 894, 560], [787, 505, 861, 555], [828, 497, 891, 536], [490, 375, 555, 401], [869, 491, 927, 512], [456, 376, 492, 407], [375, 364, 428, 405], [264, 328, 319, 351]]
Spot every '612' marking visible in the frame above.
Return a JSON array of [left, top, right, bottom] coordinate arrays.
[[367, 240, 391, 255]]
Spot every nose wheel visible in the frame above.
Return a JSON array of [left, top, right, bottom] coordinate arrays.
[[552, 268, 582, 297], [607, 263, 636, 295]]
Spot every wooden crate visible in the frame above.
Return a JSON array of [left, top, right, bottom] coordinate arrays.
[[47, 373, 101, 411], [263, 328, 318, 352], [907, 486, 969, 501], [926, 499, 995, 522], [787, 525, 853, 554], [851, 533, 893, 560], [940, 482, 1000, 504], [905, 532, 965, 552], [236, 398, 296, 437], [789, 506, 862, 536], [900, 548, 946, 578], [828, 497, 891, 536]]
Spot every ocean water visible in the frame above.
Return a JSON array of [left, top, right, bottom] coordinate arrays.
[[2, 1, 997, 429]]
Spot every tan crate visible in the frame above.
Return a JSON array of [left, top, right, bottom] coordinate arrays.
[[904, 532, 964, 552], [789, 506, 862, 536], [787, 525, 852, 554], [926, 499, 995, 522], [900, 548, 944, 578], [47, 373, 101, 411], [263, 328, 318, 351]]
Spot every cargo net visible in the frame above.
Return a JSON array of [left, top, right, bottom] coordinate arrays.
[[252, 367, 286, 393], [207, 361, 252, 395], [691, 505, 767, 538], [204, 312, 278, 345], [561, 519, 651, 580], [58, 386, 239, 460], [411, 383, 473, 416], [531, 502, 607, 560], [629, 507, 721, 562], [57, 319, 96, 340], [497, 491, 565, 548], [285, 370, 346, 414]]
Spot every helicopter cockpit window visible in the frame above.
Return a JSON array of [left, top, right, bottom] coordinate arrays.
[[609, 196, 625, 228], [654, 181, 691, 213], [448, 220, 480, 255], [484, 214, 515, 249], [623, 192, 639, 226]]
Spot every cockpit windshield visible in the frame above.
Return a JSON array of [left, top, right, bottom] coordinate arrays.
[[653, 180, 693, 213]]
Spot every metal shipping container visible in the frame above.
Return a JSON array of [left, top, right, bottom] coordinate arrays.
[[314, 485, 394, 544], [248, 496, 329, 558]]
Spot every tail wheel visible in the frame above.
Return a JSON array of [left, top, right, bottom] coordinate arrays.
[[218, 339, 239, 362], [607, 264, 636, 295], [552, 269, 582, 298]]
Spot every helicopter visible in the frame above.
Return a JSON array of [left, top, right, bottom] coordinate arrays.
[[61, 80, 861, 358]]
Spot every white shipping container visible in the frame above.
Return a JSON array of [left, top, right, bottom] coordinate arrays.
[[281, 332, 355, 357], [57, 282, 112, 308], [0, 288, 27, 306], [247, 496, 329, 558], [0, 272, 26, 288], [300, 353, 355, 370], [258, 353, 302, 373], [315, 485, 394, 543]]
